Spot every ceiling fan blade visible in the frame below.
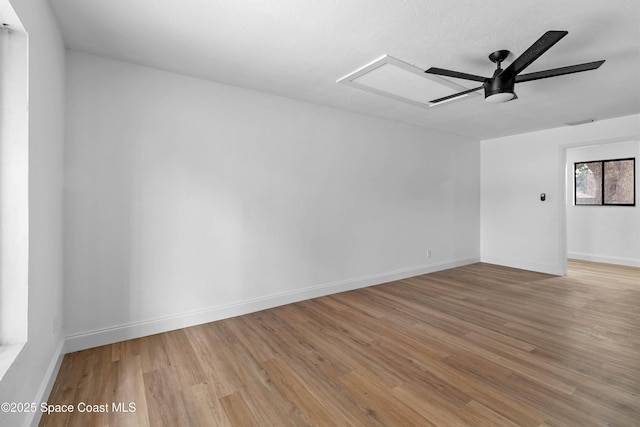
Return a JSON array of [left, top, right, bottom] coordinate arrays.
[[425, 67, 486, 83], [500, 30, 568, 80], [515, 60, 605, 83], [430, 85, 484, 104]]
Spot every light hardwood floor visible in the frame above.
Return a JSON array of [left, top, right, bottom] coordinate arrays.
[[40, 261, 640, 426]]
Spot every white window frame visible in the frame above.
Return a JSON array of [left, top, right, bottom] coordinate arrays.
[[0, 3, 29, 381]]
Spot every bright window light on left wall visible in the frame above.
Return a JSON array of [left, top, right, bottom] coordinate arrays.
[[0, 1, 29, 382]]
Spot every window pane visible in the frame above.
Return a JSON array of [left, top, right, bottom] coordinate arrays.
[[575, 162, 602, 205], [604, 159, 635, 205]]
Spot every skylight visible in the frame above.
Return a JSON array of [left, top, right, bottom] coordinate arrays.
[[337, 55, 478, 109]]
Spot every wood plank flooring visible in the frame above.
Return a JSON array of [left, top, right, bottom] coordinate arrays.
[[40, 261, 640, 426]]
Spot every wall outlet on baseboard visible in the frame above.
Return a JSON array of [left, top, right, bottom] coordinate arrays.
[[427, 249, 432, 259]]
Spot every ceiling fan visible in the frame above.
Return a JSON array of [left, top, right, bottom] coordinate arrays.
[[425, 30, 605, 104]]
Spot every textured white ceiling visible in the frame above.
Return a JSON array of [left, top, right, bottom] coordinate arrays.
[[49, 0, 640, 139]]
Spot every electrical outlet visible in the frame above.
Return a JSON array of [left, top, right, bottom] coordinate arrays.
[[427, 249, 432, 259]]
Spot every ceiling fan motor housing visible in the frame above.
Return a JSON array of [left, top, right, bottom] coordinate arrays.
[[484, 75, 516, 102]]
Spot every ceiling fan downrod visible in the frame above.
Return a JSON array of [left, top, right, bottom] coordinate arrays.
[[486, 50, 516, 103]]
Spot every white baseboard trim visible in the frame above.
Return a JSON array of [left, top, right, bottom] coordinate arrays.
[[480, 256, 565, 276], [64, 256, 479, 353], [568, 252, 640, 268], [27, 339, 65, 427]]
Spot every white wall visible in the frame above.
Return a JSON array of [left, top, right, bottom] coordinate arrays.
[[0, 0, 65, 426], [64, 51, 480, 350], [566, 141, 640, 266], [481, 115, 640, 275]]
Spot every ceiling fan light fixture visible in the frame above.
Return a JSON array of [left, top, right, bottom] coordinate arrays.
[[484, 75, 516, 103], [485, 91, 516, 103]]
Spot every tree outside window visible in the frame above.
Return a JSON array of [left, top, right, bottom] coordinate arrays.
[[575, 158, 635, 206]]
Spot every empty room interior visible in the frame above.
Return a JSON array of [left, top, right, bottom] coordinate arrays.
[[1, 0, 639, 426]]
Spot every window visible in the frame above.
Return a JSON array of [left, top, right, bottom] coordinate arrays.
[[0, 6, 29, 381], [574, 158, 635, 206]]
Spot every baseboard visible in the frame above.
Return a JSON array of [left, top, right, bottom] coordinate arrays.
[[480, 255, 565, 276], [64, 256, 479, 353], [27, 339, 65, 427], [568, 252, 640, 268]]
